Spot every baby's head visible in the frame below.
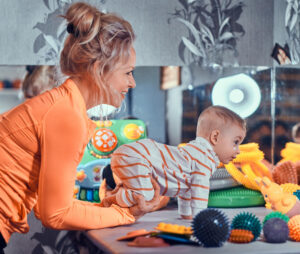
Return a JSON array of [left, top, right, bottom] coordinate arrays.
[[196, 105, 246, 164], [22, 65, 57, 99]]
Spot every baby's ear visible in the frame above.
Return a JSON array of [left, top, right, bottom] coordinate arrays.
[[210, 130, 220, 145]]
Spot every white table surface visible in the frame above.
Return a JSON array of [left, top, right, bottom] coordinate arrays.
[[85, 204, 300, 254]]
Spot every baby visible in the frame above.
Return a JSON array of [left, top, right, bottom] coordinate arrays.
[[102, 105, 246, 219]]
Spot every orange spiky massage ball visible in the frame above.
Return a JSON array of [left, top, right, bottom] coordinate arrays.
[[288, 215, 300, 241], [228, 229, 254, 243]]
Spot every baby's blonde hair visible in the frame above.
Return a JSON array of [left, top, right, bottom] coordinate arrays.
[[197, 105, 246, 137], [22, 65, 56, 99], [60, 2, 135, 106]]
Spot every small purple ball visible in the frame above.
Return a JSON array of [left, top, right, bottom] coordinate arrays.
[[263, 218, 289, 243]]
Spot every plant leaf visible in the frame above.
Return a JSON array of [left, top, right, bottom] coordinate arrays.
[[56, 20, 67, 38], [223, 3, 244, 22], [46, 0, 57, 11], [55, 231, 70, 248], [218, 17, 230, 37], [176, 17, 201, 45], [182, 36, 203, 57], [285, 2, 293, 28], [289, 11, 298, 31], [178, 0, 189, 11], [293, 0, 298, 11], [231, 23, 245, 35], [219, 32, 234, 42], [41, 244, 56, 254], [178, 40, 187, 63], [33, 33, 46, 53], [43, 34, 59, 53], [199, 23, 215, 45], [43, 0, 50, 10]]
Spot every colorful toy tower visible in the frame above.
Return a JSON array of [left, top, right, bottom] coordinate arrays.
[[74, 119, 147, 203]]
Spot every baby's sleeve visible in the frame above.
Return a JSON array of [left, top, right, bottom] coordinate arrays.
[[177, 191, 192, 216], [180, 144, 214, 217], [190, 158, 213, 216]]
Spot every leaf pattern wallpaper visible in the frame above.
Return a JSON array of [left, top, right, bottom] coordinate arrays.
[[33, 0, 106, 63], [285, 0, 300, 64], [169, 0, 245, 67]]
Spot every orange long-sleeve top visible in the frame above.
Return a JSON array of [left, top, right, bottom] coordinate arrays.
[[0, 79, 135, 243]]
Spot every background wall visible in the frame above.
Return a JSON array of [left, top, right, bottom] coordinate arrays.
[[0, 0, 280, 67], [274, 0, 288, 49]]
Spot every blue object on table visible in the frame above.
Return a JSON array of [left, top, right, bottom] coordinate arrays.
[[156, 234, 197, 245], [293, 190, 300, 200]]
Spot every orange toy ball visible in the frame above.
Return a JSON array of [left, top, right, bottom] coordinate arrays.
[[13, 79, 22, 89], [288, 215, 300, 242], [92, 128, 118, 153], [228, 229, 254, 243], [123, 123, 144, 140]]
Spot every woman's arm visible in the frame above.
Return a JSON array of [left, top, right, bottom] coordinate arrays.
[[37, 105, 135, 230]]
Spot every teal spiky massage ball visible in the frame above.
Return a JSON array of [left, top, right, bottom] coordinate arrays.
[[231, 212, 262, 240], [262, 211, 289, 226], [294, 190, 300, 200]]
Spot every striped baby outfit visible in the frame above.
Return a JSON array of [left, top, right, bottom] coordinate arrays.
[[111, 137, 220, 217]]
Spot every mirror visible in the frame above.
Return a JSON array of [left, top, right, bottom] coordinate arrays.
[[1, 65, 299, 165], [274, 66, 300, 164], [167, 66, 273, 163]]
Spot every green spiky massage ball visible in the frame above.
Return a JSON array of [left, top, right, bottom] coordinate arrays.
[[262, 211, 289, 226], [231, 212, 262, 240]]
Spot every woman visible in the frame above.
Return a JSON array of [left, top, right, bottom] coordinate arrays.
[[0, 2, 160, 251]]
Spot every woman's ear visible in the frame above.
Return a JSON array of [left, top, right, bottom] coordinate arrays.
[[210, 130, 220, 145]]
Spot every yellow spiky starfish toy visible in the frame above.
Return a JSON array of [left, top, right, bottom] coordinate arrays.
[[224, 143, 273, 190]]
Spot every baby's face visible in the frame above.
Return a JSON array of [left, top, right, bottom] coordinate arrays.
[[214, 125, 246, 164]]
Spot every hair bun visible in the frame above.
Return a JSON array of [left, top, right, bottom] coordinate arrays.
[[26, 65, 36, 74], [64, 2, 102, 42], [66, 23, 79, 37]]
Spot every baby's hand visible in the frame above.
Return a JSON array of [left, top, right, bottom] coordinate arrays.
[[181, 215, 193, 220], [101, 195, 117, 207]]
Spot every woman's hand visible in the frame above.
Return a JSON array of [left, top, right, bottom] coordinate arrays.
[[129, 177, 161, 220]]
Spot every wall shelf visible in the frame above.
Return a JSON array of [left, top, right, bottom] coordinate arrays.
[[0, 89, 21, 96]]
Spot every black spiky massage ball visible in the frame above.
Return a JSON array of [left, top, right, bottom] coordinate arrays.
[[192, 208, 230, 247]]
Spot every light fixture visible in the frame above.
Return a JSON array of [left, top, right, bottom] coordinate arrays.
[[87, 104, 117, 118], [211, 73, 261, 118]]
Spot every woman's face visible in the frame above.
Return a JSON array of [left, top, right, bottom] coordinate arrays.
[[105, 47, 136, 107]]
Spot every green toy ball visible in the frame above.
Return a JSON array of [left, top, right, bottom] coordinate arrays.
[[262, 211, 289, 226]]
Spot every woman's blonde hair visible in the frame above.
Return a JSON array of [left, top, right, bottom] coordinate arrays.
[[22, 65, 56, 99], [60, 2, 135, 106]]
